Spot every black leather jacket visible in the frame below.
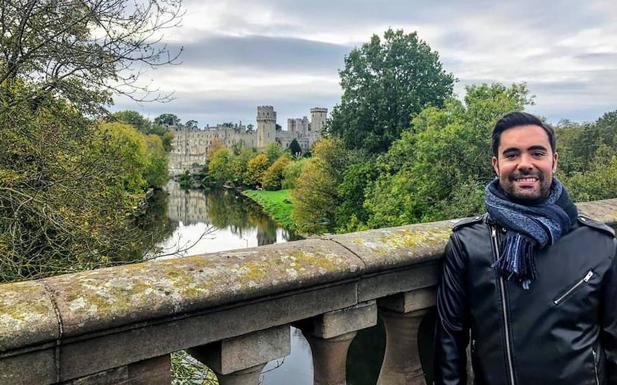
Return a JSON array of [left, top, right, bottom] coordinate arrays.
[[434, 214, 617, 385]]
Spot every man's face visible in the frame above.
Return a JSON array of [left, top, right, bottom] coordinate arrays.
[[492, 124, 557, 203]]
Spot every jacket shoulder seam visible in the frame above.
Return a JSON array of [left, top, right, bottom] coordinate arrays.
[[577, 215, 615, 238]]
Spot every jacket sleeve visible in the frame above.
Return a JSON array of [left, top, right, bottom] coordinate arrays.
[[601, 239, 617, 384], [434, 234, 470, 385]]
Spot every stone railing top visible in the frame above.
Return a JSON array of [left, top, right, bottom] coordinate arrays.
[[1, 198, 616, 356]]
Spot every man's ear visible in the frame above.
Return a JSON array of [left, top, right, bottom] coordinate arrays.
[[492, 156, 499, 175], [552, 152, 558, 173]]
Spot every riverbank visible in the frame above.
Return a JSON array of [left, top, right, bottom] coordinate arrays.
[[242, 189, 296, 231]]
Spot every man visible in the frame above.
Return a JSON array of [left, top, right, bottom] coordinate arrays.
[[434, 112, 617, 385]]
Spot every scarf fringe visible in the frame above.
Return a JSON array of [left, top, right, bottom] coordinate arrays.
[[492, 233, 538, 290]]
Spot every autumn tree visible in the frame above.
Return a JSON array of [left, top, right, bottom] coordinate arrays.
[[262, 154, 292, 190], [327, 28, 454, 153], [0, 0, 182, 114]]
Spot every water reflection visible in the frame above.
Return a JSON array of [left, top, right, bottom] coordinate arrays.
[[154, 182, 299, 257]]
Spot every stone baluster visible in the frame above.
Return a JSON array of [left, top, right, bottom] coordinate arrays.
[[300, 301, 378, 385], [63, 355, 171, 385], [188, 325, 290, 385], [377, 288, 435, 385]]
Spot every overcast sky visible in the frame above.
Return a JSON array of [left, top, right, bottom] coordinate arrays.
[[113, 0, 617, 127]]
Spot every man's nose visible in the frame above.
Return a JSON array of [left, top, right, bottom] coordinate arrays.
[[517, 154, 534, 171]]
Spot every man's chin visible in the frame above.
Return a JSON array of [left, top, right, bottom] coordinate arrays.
[[506, 188, 544, 204]]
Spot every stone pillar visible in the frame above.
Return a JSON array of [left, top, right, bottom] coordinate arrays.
[[377, 288, 435, 385], [63, 355, 171, 385], [301, 301, 378, 385], [188, 325, 290, 385]]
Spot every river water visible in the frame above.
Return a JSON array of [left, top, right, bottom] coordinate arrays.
[[150, 182, 390, 385]]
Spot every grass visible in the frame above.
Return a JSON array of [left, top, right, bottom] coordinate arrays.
[[242, 189, 296, 230]]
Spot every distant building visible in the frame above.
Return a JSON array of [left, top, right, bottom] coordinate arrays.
[[169, 106, 327, 175]]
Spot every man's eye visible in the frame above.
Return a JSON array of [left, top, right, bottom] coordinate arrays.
[[532, 151, 546, 157], [505, 153, 517, 159]]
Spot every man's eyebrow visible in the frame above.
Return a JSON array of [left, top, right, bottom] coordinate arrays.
[[527, 145, 548, 151], [502, 147, 520, 154]]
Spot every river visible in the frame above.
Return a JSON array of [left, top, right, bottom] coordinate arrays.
[[147, 182, 395, 385]]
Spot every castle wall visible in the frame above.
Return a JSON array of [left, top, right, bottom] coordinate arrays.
[[169, 106, 327, 175]]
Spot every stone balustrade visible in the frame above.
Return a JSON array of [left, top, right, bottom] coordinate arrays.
[[1, 199, 616, 385]]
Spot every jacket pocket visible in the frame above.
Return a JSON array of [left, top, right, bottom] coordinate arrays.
[[553, 270, 594, 305]]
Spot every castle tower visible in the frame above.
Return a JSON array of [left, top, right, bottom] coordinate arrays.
[[256, 105, 276, 148], [310, 107, 328, 133]]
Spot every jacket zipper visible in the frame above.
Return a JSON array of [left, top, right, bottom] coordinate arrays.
[[592, 348, 600, 385], [553, 270, 593, 305], [491, 226, 516, 385]]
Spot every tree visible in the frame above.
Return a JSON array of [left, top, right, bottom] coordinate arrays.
[[364, 83, 532, 227], [186, 120, 199, 129], [288, 139, 302, 157], [244, 153, 269, 187], [0, 0, 182, 114], [154, 113, 181, 127], [0, 87, 169, 282], [291, 158, 339, 234], [112, 110, 151, 133], [262, 154, 292, 190], [265, 143, 283, 164], [113, 110, 174, 152], [282, 159, 308, 189], [208, 148, 233, 184], [327, 28, 455, 153]]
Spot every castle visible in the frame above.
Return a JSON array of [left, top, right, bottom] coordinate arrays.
[[169, 106, 327, 175]]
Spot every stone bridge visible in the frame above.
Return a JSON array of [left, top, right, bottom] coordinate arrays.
[[1, 199, 616, 385]]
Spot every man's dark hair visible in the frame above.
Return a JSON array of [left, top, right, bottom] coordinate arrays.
[[492, 111, 556, 156]]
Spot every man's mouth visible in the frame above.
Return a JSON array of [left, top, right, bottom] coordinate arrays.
[[514, 177, 539, 182]]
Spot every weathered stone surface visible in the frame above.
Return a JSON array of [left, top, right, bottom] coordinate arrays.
[[57, 281, 357, 381], [189, 326, 289, 375], [215, 364, 265, 385], [0, 280, 59, 351], [379, 288, 436, 313], [377, 309, 428, 385], [329, 220, 454, 273], [127, 355, 170, 385], [0, 347, 57, 385], [358, 263, 440, 303], [576, 198, 617, 226], [305, 332, 357, 385], [41, 239, 363, 338], [62, 367, 128, 385], [311, 301, 377, 339]]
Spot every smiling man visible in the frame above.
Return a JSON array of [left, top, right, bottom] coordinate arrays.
[[434, 112, 617, 385]]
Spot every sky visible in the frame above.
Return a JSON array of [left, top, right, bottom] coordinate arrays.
[[113, 0, 617, 128]]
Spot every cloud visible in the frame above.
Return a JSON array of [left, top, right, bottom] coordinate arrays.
[[115, 1, 617, 124], [167, 34, 349, 74]]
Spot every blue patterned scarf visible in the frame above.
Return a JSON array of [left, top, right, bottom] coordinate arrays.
[[485, 178, 578, 289]]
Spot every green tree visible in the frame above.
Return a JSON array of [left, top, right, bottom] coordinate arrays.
[[288, 139, 303, 157], [155, 113, 181, 127], [291, 158, 339, 234], [113, 110, 174, 152], [327, 28, 455, 153], [262, 154, 292, 190], [335, 161, 377, 232], [282, 159, 308, 189], [265, 143, 284, 164], [365, 83, 532, 227]]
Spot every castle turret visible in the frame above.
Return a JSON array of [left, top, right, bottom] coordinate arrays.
[[310, 107, 328, 133], [257, 106, 276, 148]]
